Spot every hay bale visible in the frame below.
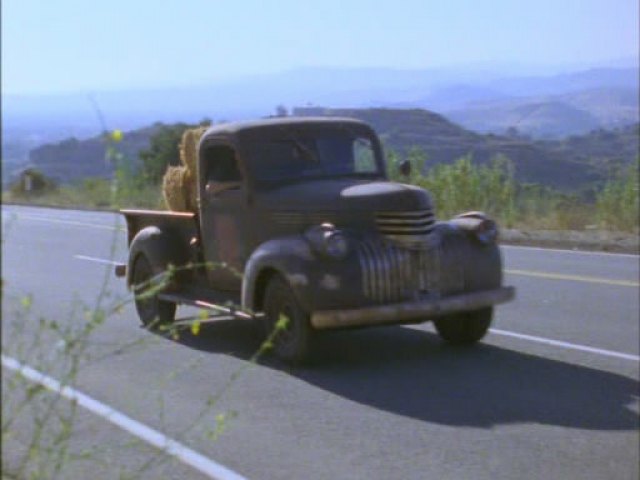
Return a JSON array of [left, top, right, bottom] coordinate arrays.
[[162, 166, 188, 211], [163, 126, 207, 212], [179, 126, 207, 172], [162, 165, 199, 212], [182, 167, 198, 212]]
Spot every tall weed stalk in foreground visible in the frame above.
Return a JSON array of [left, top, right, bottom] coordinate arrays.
[[1, 130, 283, 479]]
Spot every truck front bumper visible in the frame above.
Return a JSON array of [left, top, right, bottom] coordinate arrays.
[[310, 286, 515, 330]]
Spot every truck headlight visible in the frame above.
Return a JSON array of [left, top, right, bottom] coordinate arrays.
[[324, 230, 349, 258], [305, 223, 350, 259], [474, 218, 498, 244], [451, 212, 499, 244]]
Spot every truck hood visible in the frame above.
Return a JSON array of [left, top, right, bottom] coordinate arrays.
[[255, 179, 432, 212]]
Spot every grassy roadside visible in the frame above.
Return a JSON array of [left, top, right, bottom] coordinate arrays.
[[4, 146, 637, 253], [6, 127, 637, 238], [2, 181, 164, 211]]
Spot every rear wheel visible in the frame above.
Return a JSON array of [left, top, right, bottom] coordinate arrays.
[[434, 307, 493, 345], [132, 254, 176, 328], [263, 276, 312, 363]]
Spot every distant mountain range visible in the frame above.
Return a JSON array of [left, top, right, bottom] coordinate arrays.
[[442, 86, 638, 138], [3, 64, 638, 187], [19, 108, 638, 192], [380, 67, 638, 138], [3, 65, 637, 140]]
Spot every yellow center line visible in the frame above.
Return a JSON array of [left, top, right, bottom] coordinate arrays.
[[505, 269, 639, 287]]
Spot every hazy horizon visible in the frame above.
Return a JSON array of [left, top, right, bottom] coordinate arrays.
[[2, 58, 638, 100], [2, 0, 638, 96]]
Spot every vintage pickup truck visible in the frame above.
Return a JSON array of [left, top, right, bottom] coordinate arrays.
[[116, 117, 515, 362]]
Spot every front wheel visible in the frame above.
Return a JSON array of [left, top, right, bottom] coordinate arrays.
[[434, 307, 493, 345], [132, 254, 176, 329], [263, 276, 312, 364]]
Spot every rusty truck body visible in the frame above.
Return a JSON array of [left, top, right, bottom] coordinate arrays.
[[117, 117, 515, 362]]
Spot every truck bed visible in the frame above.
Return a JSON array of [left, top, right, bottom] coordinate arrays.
[[121, 209, 199, 246]]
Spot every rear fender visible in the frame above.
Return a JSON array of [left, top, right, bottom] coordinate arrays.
[[127, 226, 190, 289]]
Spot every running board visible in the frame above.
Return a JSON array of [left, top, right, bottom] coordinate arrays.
[[158, 291, 263, 321]]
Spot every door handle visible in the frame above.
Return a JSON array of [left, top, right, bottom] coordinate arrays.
[[206, 181, 241, 197]]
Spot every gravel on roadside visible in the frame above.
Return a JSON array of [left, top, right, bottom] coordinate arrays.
[[500, 228, 639, 254]]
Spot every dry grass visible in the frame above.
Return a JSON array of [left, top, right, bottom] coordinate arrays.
[[2, 181, 164, 210]]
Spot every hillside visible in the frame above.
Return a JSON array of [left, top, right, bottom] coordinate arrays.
[[3, 66, 636, 188], [23, 108, 639, 191], [4, 66, 637, 153], [294, 107, 638, 189], [27, 125, 162, 184], [538, 123, 639, 170]]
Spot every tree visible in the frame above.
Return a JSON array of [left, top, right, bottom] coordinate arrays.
[[138, 123, 190, 184]]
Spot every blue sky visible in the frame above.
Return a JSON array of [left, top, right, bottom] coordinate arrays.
[[2, 0, 638, 95]]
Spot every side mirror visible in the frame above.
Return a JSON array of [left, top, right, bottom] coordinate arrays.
[[399, 159, 412, 177]]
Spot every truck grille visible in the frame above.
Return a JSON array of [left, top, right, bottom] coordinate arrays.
[[357, 239, 465, 304], [375, 210, 436, 248], [357, 240, 440, 304]]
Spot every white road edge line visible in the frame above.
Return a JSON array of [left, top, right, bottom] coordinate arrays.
[[502, 244, 639, 258], [1, 354, 248, 480], [19, 215, 120, 231], [490, 329, 640, 362], [74, 255, 123, 266]]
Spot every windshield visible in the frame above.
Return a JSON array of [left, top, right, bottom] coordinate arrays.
[[243, 128, 384, 186]]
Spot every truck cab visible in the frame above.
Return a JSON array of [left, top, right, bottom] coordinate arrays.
[[120, 117, 515, 363]]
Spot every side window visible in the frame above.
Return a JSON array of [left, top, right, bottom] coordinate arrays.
[[204, 145, 242, 183], [353, 137, 376, 173]]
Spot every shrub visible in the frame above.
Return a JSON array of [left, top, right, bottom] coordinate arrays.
[[596, 159, 639, 232], [9, 168, 57, 197], [385, 146, 638, 232], [405, 153, 516, 226]]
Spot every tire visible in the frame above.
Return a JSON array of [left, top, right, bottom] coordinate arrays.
[[263, 275, 312, 363], [434, 307, 493, 346], [127, 226, 190, 292], [132, 254, 176, 328]]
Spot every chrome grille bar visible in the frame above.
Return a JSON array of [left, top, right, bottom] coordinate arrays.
[[375, 210, 436, 248], [357, 240, 440, 304]]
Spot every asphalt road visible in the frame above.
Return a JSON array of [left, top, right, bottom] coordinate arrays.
[[2, 205, 639, 480]]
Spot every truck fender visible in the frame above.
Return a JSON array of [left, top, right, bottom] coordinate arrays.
[[434, 222, 503, 292], [242, 236, 315, 313], [127, 226, 190, 289]]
